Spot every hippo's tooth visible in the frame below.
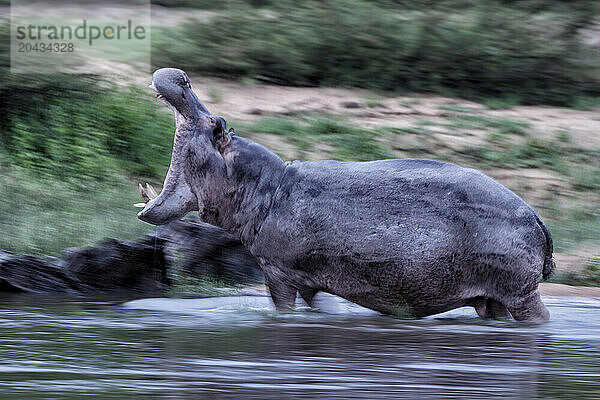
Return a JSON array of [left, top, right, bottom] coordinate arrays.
[[133, 202, 147, 208], [139, 183, 151, 203], [145, 183, 158, 200]]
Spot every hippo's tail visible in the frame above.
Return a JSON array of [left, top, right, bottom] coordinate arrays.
[[534, 213, 555, 280]]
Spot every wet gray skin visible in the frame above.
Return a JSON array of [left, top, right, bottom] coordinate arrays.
[[139, 68, 554, 322]]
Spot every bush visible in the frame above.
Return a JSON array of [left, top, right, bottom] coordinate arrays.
[[240, 116, 393, 161], [0, 24, 174, 181], [1, 80, 174, 180], [153, 0, 599, 106], [547, 256, 600, 287], [0, 24, 177, 255], [0, 167, 151, 256]]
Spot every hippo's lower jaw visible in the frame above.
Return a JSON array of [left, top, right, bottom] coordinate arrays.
[[136, 168, 199, 226], [137, 187, 197, 225]]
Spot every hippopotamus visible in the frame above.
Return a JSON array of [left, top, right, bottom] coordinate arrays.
[[138, 68, 554, 321]]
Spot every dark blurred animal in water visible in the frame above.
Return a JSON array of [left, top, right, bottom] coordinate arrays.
[[138, 68, 554, 321], [0, 238, 169, 294], [161, 218, 263, 285]]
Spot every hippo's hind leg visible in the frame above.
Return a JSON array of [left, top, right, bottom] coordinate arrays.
[[472, 297, 488, 319], [472, 297, 511, 320], [507, 290, 550, 322]]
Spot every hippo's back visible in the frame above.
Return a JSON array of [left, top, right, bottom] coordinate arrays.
[[259, 158, 535, 256], [274, 158, 529, 222]]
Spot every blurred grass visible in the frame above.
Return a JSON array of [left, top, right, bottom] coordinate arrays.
[[446, 115, 530, 136], [0, 83, 174, 254], [0, 23, 174, 180], [238, 116, 393, 161], [0, 163, 153, 256], [1, 82, 174, 180], [153, 0, 599, 107], [547, 256, 600, 287], [240, 113, 599, 179], [0, 24, 175, 255], [547, 206, 600, 254], [166, 273, 238, 298], [459, 139, 567, 172]]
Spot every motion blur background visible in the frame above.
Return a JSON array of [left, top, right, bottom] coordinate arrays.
[[1, 0, 599, 284]]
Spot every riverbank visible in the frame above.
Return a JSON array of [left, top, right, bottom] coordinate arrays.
[[539, 283, 600, 298]]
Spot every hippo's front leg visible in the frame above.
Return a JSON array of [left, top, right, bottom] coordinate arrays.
[[263, 265, 297, 311]]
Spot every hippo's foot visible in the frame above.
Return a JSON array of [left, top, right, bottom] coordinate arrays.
[[473, 297, 512, 320], [506, 290, 550, 322], [268, 285, 321, 313]]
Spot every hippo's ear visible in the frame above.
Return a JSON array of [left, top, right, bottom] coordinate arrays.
[[212, 126, 233, 153]]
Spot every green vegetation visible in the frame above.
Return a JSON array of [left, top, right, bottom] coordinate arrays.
[[0, 26, 175, 256], [460, 138, 566, 171], [447, 115, 530, 136], [0, 165, 151, 256], [548, 206, 600, 254], [0, 91, 172, 255], [572, 167, 600, 192], [547, 256, 600, 287], [166, 273, 239, 298], [153, 0, 599, 107], [0, 80, 174, 180], [0, 24, 174, 181], [0, 83, 174, 255], [239, 116, 393, 161], [365, 98, 384, 108], [404, 113, 599, 177]]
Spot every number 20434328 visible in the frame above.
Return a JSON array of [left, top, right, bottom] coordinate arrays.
[[17, 42, 74, 52]]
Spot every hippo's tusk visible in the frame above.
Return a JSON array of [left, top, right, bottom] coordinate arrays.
[[146, 183, 158, 200], [135, 183, 159, 208], [139, 183, 151, 203]]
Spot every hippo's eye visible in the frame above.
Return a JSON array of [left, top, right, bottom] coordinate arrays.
[[209, 117, 216, 125], [183, 73, 192, 88], [176, 76, 191, 88]]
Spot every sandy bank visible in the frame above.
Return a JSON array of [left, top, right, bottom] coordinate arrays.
[[539, 283, 600, 299]]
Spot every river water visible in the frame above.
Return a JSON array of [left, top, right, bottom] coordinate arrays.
[[0, 293, 598, 399]]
